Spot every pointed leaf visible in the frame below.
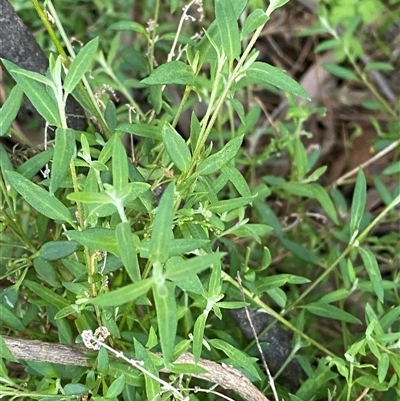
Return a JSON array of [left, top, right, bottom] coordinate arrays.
[[162, 123, 191, 172], [89, 278, 153, 307], [64, 37, 99, 94], [153, 281, 177, 365], [112, 135, 129, 191], [0, 304, 25, 332], [247, 61, 310, 100], [116, 222, 141, 282], [141, 61, 195, 85], [23, 280, 70, 310], [350, 168, 366, 240], [4, 171, 73, 224], [215, 0, 241, 61], [39, 241, 79, 261], [0, 84, 23, 136], [165, 253, 223, 280], [149, 183, 175, 264], [65, 228, 119, 255], [1, 59, 61, 126], [209, 338, 260, 379], [358, 247, 384, 303], [305, 302, 361, 324], [197, 135, 243, 176], [50, 128, 76, 193]]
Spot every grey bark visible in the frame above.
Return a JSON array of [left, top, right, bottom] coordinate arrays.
[[0, 0, 87, 132]]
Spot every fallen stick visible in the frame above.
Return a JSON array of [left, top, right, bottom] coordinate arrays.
[[2, 335, 269, 401]]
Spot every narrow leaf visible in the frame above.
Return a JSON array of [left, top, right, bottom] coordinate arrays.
[[0, 84, 23, 136], [162, 123, 191, 172], [209, 339, 260, 379], [116, 222, 141, 282], [65, 229, 119, 255], [350, 168, 366, 240], [358, 247, 384, 303], [117, 123, 162, 140], [247, 61, 310, 100], [89, 278, 153, 307], [1, 59, 61, 126], [322, 62, 358, 81], [50, 128, 76, 193], [153, 281, 177, 365], [141, 61, 195, 85], [242, 9, 269, 38], [0, 304, 25, 332], [149, 183, 175, 264], [64, 37, 99, 94], [38, 241, 79, 261], [266, 0, 291, 17], [165, 253, 223, 280], [23, 280, 70, 310], [112, 135, 129, 191], [197, 135, 243, 176], [193, 312, 207, 363], [215, 0, 241, 61], [4, 171, 73, 224], [305, 302, 362, 324]]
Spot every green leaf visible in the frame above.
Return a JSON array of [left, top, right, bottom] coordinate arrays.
[[0, 336, 17, 361], [256, 274, 310, 292], [0, 84, 23, 136], [112, 135, 129, 191], [242, 9, 269, 37], [165, 253, 223, 280], [266, 0, 291, 17], [97, 347, 109, 375], [350, 168, 366, 241], [141, 61, 195, 85], [304, 302, 361, 324], [117, 123, 162, 140], [215, 0, 241, 61], [322, 62, 358, 81], [89, 278, 153, 307], [358, 247, 384, 303], [197, 135, 243, 176], [106, 374, 125, 398], [38, 241, 79, 261], [109, 21, 147, 36], [221, 164, 251, 197], [193, 312, 207, 363], [17, 149, 54, 180], [63, 383, 89, 396], [209, 339, 260, 379], [282, 182, 338, 224], [162, 122, 191, 172], [64, 37, 99, 94], [153, 281, 177, 365], [247, 61, 310, 100], [23, 280, 70, 310], [65, 229, 119, 255], [139, 238, 209, 258], [134, 339, 160, 399], [149, 183, 175, 264], [1, 59, 61, 126], [364, 62, 394, 72], [0, 304, 25, 332], [50, 128, 76, 193], [116, 222, 141, 282], [4, 171, 73, 224], [208, 195, 255, 213]]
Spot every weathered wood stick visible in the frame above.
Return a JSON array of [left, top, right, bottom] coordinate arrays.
[[2, 336, 269, 401]]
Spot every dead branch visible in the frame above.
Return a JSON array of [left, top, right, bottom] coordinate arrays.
[[2, 336, 269, 401]]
